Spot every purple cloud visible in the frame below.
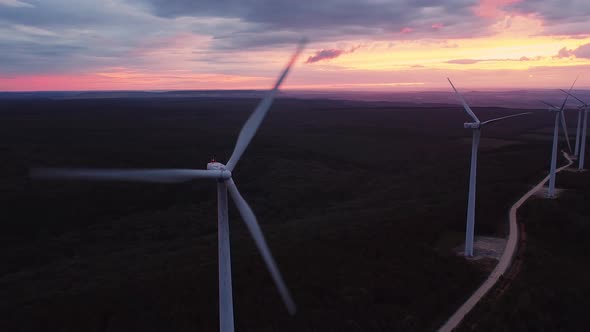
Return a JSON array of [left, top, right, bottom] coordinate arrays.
[[505, 1, 590, 37], [555, 43, 590, 59], [305, 45, 362, 64], [573, 43, 590, 58], [556, 47, 573, 58], [305, 49, 344, 63]]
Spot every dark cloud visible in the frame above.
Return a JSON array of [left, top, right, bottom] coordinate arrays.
[[7, 0, 488, 74], [0, 1, 171, 74], [142, 0, 498, 49], [143, 0, 477, 29], [305, 49, 344, 63], [1, 0, 587, 77], [305, 45, 361, 64], [505, 0, 590, 36], [506, 0, 590, 22]]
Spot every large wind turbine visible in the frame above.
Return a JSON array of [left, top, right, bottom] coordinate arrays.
[[540, 78, 577, 198], [31, 41, 306, 332], [448, 78, 531, 257], [561, 90, 589, 170]]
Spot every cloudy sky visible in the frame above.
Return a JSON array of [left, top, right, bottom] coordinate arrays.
[[1, 0, 590, 91]]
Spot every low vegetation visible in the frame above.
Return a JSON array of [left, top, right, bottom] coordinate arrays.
[[0, 97, 574, 331]]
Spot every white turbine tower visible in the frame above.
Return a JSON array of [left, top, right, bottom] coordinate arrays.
[[448, 78, 531, 257], [575, 106, 583, 157], [447, 78, 531, 257], [561, 90, 589, 170], [31, 41, 306, 332], [540, 78, 577, 197]]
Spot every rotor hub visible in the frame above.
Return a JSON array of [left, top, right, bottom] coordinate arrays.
[[207, 162, 232, 179]]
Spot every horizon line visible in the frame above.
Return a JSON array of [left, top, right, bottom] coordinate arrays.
[[2, 87, 590, 94]]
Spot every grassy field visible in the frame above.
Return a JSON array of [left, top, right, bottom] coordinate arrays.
[[0, 97, 573, 331]]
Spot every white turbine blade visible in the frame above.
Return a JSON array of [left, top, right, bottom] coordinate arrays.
[[30, 168, 224, 183], [480, 112, 532, 126], [447, 78, 480, 123], [559, 76, 578, 111], [540, 100, 558, 109], [226, 40, 306, 171], [225, 178, 296, 315], [560, 111, 573, 153], [560, 89, 588, 106]]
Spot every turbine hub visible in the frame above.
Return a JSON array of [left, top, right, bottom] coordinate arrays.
[[207, 162, 232, 179], [464, 122, 481, 129]]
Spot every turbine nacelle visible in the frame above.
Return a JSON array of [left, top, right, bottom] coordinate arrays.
[[207, 162, 232, 179]]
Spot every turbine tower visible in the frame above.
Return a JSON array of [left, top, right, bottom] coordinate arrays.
[[31, 40, 306, 332], [448, 78, 531, 257], [561, 90, 589, 170], [541, 78, 577, 197], [575, 107, 583, 157]]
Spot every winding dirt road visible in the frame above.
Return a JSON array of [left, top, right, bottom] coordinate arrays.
[[438, 151, 574, 332]]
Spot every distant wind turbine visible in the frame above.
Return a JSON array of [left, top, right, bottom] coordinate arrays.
[[448, 78, 531, 257], [560, 89, 589, 170], [540, 78, 577, 198], [31, 40, 306, 332]]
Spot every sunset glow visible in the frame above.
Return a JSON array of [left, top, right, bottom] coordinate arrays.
[[1, 0, 590, 91]]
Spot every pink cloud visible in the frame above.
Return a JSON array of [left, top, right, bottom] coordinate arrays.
[[555, 43, 590, 59], [431, 23, 444, 30], [0, 71, 267, 91], [400, 27, 413, 34], [474, 0, 520, 18]]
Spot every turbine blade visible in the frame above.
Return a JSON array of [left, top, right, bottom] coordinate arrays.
[[559, 76, 578, 111], [447, 78, 480, 123], [30, 168, 223, 183], [560, 111, 573, 153], [560, 89, 588, 106], [480, 112, 532, 126], [540, 100, 558, 109], [226, 40, 306, 171], [225, 178, 296, 315]]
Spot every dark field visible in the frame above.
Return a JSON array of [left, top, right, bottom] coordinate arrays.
[[458, 170, 590, 332], [0, 97, 574, 331]]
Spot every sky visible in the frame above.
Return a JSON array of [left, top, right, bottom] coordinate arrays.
[[1, 0, 590, 91]]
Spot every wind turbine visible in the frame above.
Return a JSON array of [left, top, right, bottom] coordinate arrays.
[[448, 78, 531, 257], [560, 89, 589, 170], [31, 40, 306, 332], [540, 78, 578, 198]]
